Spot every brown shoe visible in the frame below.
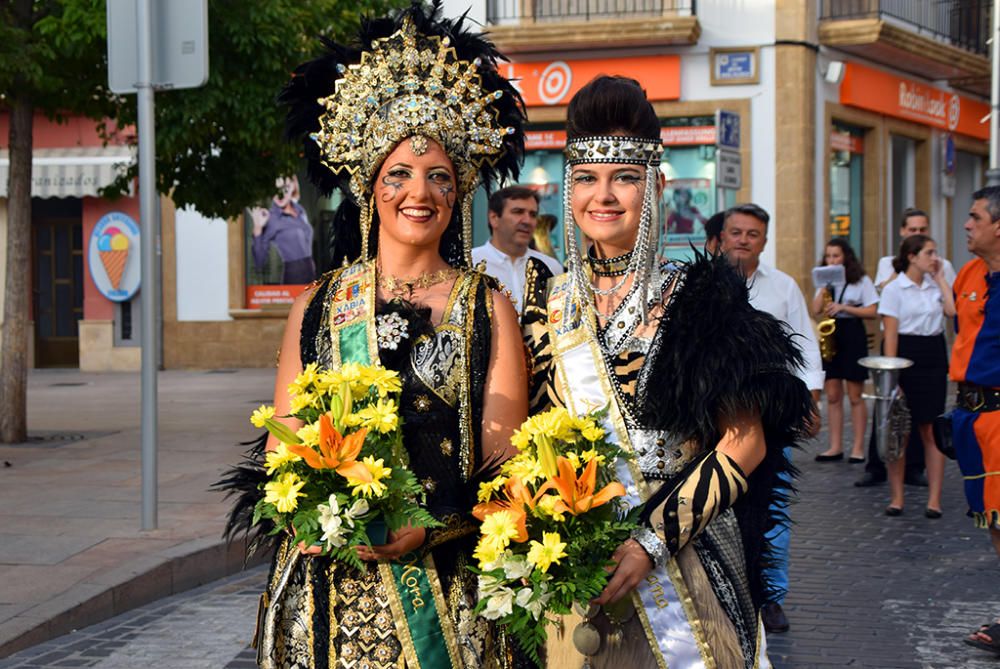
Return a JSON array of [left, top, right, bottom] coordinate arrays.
[[762, 602, 789, 633]]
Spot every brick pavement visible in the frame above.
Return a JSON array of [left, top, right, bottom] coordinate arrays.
[[2, 385, 999, 667]]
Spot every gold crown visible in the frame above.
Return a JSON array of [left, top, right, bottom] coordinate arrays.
[[311, 17, 515, 200]]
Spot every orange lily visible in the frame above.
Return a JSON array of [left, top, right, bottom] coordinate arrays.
[[472, 476, 541, 543], [286, 413, 371, 482], [549, 456, 625, 516]]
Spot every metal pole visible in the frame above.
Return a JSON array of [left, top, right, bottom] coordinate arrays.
[[988, 0, 1000, 186], [137, 0, 158, 530]]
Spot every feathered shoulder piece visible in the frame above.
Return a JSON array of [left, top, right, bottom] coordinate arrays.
[[639, 250, 814, 446]]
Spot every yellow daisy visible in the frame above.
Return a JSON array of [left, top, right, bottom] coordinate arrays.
[[250, 405, 275, 428], [347, 456, 392, 498], [263, 472, 306, 514], [526, 531, 568, 573], [264, 443, 303, 475]]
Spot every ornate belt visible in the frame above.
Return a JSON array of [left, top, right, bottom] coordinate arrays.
[[957, 382, 1000, 412]]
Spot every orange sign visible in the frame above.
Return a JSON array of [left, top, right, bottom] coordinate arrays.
[[246, 284, 308, 308], [501, 55, 680, 108], [661, 126, 716, 146], [525, 130, 567, 150], [840, 62, 989, 140], [830, 131, 863, 154]]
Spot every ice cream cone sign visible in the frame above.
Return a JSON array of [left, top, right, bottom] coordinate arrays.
[[89, 213, 141, 302]]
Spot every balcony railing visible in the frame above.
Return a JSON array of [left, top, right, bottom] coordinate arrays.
[[820, 0, 990, 56], [486, 0, 695, 24]]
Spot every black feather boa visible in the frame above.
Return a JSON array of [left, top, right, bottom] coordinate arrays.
[[637, 250, 814, 608]]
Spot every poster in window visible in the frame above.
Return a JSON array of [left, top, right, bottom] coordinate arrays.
[[659, 178, 712, 262], [245, 175, 317, 308]]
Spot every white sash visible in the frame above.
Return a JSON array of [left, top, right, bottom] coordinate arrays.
[[545, 275, 772, 669]]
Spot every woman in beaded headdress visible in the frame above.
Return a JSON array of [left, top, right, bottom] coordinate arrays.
[[220, 3, 533, 667], [521, 75, 814, 667]]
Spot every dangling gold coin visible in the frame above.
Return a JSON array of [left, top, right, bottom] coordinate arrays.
[[572, 621, 602, 656]]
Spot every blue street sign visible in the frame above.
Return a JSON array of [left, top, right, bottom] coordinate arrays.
[[716, 110, 740, 150]]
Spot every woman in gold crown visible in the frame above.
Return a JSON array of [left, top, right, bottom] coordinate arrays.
[[220, 3, 532, 667], [522, 76, 814, 667]]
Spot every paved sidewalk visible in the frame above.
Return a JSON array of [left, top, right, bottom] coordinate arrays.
[[3, 412, 999, 667], [0, 368, 276, 658]]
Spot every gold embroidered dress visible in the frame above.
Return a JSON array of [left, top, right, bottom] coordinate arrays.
[[256, 263, 516, 668]]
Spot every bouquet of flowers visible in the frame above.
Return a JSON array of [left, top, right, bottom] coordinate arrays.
[[249, 362, 439, 569], [471, 406, 640, 661]]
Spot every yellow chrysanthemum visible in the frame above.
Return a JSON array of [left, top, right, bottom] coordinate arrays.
[[347, 456, 392, 498], [362, 366, 402, 397], [526, 532, 568, 573], [579, 448, 605, 464], [531, 408, 577, 443], [263, 472, 306, 514], [295, 422, 320, 447], [355, 398, 399, 434], [565, 451, 583, 471], [502, 455, 544, 486], [312, 370, 342, 394], [480, 510, 521, 551], [250, 405, 275, 428], [535, 494, 566, 522], [288, 363, 320, 396], [477, 475, 507, 503], [510, 428, 532, 451], [264, 443, 303, 475], [289, 392, 317, 415], [581, 424, 605, 443], [473, 536, 501, 567], [339, 361, 364, 384]]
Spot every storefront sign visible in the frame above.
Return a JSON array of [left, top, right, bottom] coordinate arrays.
[[840, 62, 989, 140], [502, 55, 680, 107], [246, 284, 309, 309], [830, 131, 864, 154], [88, 212, 140, 302], [525, 126, 715, 151]]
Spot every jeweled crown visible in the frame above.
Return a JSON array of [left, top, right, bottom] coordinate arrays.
[[311, 17, 515, 199]]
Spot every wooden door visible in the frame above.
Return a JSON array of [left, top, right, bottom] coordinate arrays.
[[33, 218, 83, 367]]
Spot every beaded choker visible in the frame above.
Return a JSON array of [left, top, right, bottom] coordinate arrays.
[[378, 268, 458, 299], [588, 249, 633, 277]]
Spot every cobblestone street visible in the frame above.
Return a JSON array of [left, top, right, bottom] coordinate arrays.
[[2, 434, 998, 668]]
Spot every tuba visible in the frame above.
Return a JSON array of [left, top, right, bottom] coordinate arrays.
[[859, 356, 914, 462], [817, 284, 838, 362]]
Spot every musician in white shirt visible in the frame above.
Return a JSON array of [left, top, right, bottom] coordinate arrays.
[[471, 185, 563, 315], [874, 207, 956, 290], [877, 234, 956, 519]]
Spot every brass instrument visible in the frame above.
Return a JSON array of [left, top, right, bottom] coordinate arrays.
[[859, 356, 914, 462], [817, 284, 838, 362]]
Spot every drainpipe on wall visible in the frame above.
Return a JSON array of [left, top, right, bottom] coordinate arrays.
[[988, 0, 1000, 186]]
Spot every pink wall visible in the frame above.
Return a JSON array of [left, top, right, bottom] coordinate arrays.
[[0, 112, 132, 149]]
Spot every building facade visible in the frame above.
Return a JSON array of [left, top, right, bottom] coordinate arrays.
[[1, 0, 989, 370]]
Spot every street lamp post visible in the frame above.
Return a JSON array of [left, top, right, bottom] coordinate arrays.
[[989, 0, 1000, 186]]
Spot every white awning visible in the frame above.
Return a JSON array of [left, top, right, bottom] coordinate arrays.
[[0, 146, 134, 199]]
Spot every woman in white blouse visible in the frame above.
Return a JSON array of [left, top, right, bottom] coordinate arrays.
[[877, 234, 956, 518], [812, 238, 879, 462]]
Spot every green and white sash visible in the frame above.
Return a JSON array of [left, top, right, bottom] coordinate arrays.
[[330, 261, 463, 669]]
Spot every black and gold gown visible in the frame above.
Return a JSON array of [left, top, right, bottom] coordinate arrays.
[[521, 253, 813, 669], [224, 265, 523, 669]]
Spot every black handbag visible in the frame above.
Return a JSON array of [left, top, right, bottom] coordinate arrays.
[[933, 410, 956, 460]]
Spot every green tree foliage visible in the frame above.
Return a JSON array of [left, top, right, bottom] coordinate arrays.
[[0, 0, 402, 443]]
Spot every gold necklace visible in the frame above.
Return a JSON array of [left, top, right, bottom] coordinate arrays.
[[378, 267, 459, 299]]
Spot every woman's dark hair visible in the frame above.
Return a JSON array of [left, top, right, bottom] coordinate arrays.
[[892, 234, 933, 274], [820, 237, 864, 284], [566, 75, 660, 140]]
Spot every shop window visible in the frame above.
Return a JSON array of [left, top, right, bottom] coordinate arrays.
[[889, 135, 917, 251], [114, 294, 140, 347], [243, 173, 337, 309], [829, 124, 864, 257]]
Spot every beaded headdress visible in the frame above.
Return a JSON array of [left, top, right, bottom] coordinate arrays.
[[281, 2, 525, 266], [563, 134, 664, 340]]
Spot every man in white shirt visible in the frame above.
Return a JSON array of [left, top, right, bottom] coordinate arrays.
[[874, 208, 956, 290], [721, 203, 824, 635], [471, 185, 563, 315]]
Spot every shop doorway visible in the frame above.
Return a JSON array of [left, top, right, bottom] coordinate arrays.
[[950, 151, 984, 270], [32, 198, 83, 367], [888, 135, 917, 253]]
